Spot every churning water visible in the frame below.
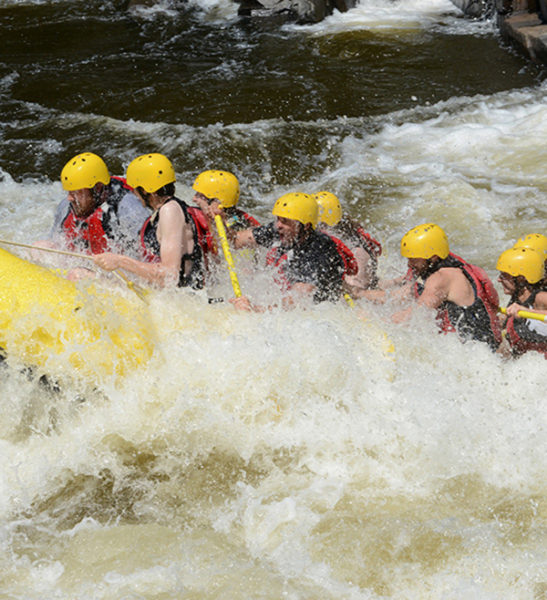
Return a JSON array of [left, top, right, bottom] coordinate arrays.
[[0, 0, 546, 597]]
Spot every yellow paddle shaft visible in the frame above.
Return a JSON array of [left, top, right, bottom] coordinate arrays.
[[499, 306, 547, 322], [214, 215, 242, 298]]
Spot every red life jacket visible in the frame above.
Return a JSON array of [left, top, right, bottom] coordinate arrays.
[[505, 318, 547, 358], [355, 226, 382, 258], [187, 206, 217, 261], [326, 234, 358, 277], [266, 236, 356, 286], [61, 176, 133, 255], [62, 208, 109, 254]]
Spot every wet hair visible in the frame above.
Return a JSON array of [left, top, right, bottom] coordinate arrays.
[[91, 182, 105, 206], [155, 182, 175, 197], [136, 182, 175, 209]]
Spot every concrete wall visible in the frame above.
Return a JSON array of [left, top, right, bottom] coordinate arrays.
[[448, 0, 547, 64]]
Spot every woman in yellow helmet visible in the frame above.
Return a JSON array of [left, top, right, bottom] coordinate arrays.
[[358, 223, 501, 349], [93, 154, 207, 289], [513, 233, 547, 287], [497, 246, 547, 358], [394, 223, 502, 349], [313, 191, 382, 293]]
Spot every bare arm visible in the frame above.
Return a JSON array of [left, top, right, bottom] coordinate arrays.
[[233, 228, 257, 249], [507, 291, 547, 317], [344, 247, 372, 291], [93, 201, 186, 287]]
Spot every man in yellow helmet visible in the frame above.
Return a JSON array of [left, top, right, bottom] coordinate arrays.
[[48, 152, 148, 256], [93, 154, 210, 289], [313, 191, 382, 293], [229, 192, 344, 310], [513, 233, 547, 286], [192, 170, 260, 231], [497, 246, 547, 358], [367, 223, 501, 349]]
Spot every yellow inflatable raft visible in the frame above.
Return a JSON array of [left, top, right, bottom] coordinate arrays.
[[0, 248, 155, 383]]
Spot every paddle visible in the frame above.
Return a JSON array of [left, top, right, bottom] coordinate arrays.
[[499, 306, 547, 322], [214, 215, 242, 298], [0, 239, 149, 302]]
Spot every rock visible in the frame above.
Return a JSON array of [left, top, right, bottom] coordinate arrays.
[[449, 0, 494, 17], [126, 0, 159, 8], [235, 0, 357, 23], [125, 0, 357, 24]]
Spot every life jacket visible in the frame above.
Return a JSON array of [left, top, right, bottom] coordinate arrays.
[[326, 234, 358, 278], [504, 290, 547, 358], [414, 252, 502, 348], [264, 230, 344, 303], [186, 206, 217, 267], [355, 226, 382, 259], [140, 197, 209, 289], [328, 222, 381, 288], [225, 208, 261, 231], [61, 176, 130, 254]]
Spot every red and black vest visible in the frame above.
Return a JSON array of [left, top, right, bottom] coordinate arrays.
[[264, 230, 344, 303], [328, 221, 382, 288], [61, 176, 131, 254], [504, 290, 547, 358], [225, 207, 261, 231], [413, 253, 502, 349], [325, 234, 358, 278], [140, 198, 214, 289]]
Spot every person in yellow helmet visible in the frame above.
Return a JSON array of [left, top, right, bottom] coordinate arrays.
[[93, 153, 210, 289], [45, 152, 148, 256], [313, 191, 382, 293], [192, 170, 260, 231], [497, 246, 547, 358], [361, 223, 501, 349], [229, 192, 344, 310], [513, 233, 547, 286]]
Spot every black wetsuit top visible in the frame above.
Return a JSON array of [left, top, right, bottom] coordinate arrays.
[[252, 222, 344, 303]]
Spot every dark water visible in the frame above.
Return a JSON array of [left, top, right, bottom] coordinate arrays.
[[0, 0, 542, 190]]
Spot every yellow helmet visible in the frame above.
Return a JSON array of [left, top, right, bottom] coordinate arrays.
[[400, 223, 449, 259], [314, 191, 342, 226], [513, 233, 547, 258], [272, 192, 318, 228], [192, 170, 240, 208], [126, 153, 176, 193], [496, 247, 545, 284], [60, 153, 110, 191]]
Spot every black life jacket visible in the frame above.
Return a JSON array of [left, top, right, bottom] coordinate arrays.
[[414, 253, 502, 349], [505, 289, 547, 358], [140, 197, 207, 289]]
